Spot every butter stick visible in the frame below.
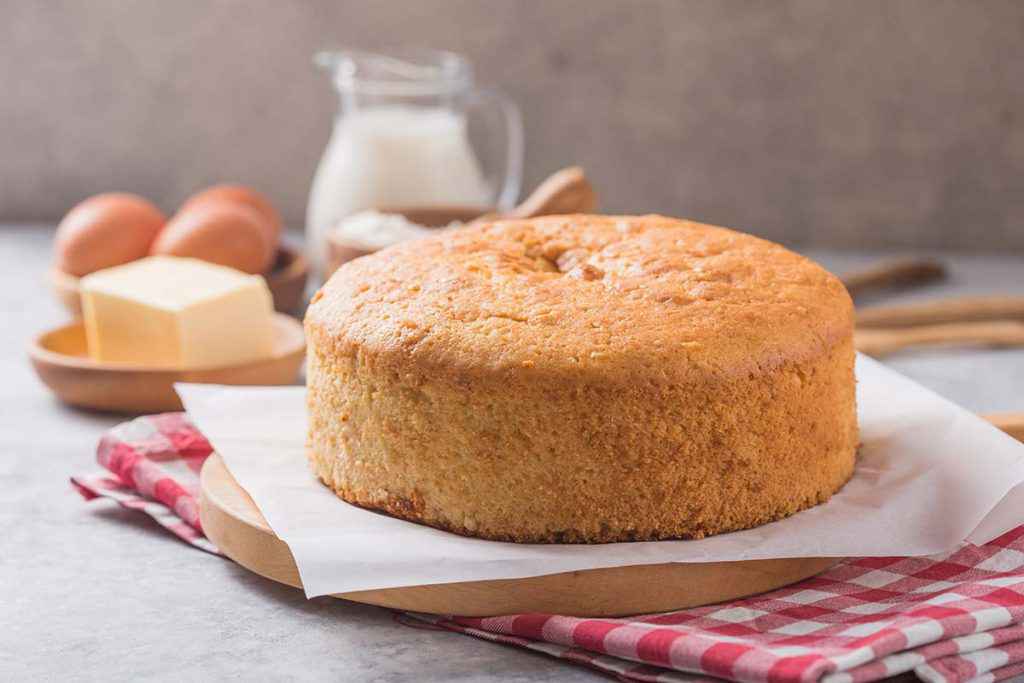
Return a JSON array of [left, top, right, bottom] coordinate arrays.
[[80, 256, 275, 369]]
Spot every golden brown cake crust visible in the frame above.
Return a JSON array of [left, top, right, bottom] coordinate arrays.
[[305, 215, 858, 543]]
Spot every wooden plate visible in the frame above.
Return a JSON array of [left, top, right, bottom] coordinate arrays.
[[29, 314, 305, 414], [50, 244, 310, 316], [199, 453, 837, 617]]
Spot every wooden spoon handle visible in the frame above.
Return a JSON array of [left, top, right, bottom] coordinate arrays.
[[857, 296, 1024, 328], [855, 320, 1024, 357], [983, 412, 1024, 442], [840, 258, 946, 298], [492, 166, 597, 221]]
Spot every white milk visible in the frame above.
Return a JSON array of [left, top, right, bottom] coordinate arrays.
[[306, 106, 490, 274]]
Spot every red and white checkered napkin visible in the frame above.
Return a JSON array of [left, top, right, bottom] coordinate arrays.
[[73, 413, 1024, 683]]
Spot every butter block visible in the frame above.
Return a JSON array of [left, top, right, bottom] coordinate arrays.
[[80, 256, 275, 369]]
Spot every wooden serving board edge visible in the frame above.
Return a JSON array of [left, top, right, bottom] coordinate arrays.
[[199, 453, 838, 617]]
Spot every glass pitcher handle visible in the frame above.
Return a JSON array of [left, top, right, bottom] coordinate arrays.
[[465, 88, 524, 212]]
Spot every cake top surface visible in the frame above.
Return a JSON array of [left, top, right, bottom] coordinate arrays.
[[306, 215, 853, 385]]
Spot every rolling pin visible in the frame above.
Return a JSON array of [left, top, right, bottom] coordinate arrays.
[[857, 296, 1024, 328], [839, 258, 947, 299], [854, 320, 1024, 358], [984, 413, 1024, 443]]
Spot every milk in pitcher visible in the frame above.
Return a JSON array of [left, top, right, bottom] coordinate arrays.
[[306, 106, 490, 274], [306, 49, 523, 279]]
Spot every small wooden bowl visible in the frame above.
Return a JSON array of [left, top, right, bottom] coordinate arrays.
[[326, 205, 488, 278], [29, 313, 305, 414], [264, 245, 309, 313], [323, 167, 598, 278], [50, 244, 310, 317], [381, 204, 490, 228]]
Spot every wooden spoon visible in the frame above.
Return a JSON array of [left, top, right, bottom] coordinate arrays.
[[478, 166, 597, 222], [857, 296, 1024, 328], [378, 166, 597, 228], [855, 320, 1024, 357]]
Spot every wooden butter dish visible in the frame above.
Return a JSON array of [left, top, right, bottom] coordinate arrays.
[[51, 244, 310, 316], [29, 313, 305, 414]]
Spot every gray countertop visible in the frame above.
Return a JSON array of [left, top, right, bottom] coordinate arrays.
[[4, 225, 1024, 682]]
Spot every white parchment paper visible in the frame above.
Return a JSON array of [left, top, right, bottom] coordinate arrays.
[[178, 355, 1024, 598]]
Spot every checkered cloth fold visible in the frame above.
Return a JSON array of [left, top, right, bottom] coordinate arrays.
[[73, 413, 1024, 683]]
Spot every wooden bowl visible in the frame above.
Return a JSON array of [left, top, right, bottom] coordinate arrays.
[[29, 313, 305, 414], [50, 244, 310, 317], [380, 204, 490, 228], [263, 245, 309, 313], [323, 166, 599, 279], [325, 205, 489, 278], [324, 241, 376, 279]]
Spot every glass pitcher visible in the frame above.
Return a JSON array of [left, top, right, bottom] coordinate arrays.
[[306, 48, 523, 277]]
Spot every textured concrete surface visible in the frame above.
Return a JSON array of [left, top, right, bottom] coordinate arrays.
[[2, 1, 1023, 249], [3, 225, 1024, 681]]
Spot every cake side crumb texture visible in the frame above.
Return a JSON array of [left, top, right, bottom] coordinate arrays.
[[305, 214, 858, 543]]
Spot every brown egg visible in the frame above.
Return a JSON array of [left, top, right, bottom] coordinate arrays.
[[151, 202, 273, 274], [55, 193, 167, 276], [180, 184, 281, 247]]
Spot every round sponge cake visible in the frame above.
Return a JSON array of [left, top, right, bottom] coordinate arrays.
[[305, 215, 857, 543]]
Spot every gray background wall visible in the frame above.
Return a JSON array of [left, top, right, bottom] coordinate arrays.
[[2, 0, 1022, 249]]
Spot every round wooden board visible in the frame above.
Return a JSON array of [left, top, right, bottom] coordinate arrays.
[[199, 453, 838, 617]]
